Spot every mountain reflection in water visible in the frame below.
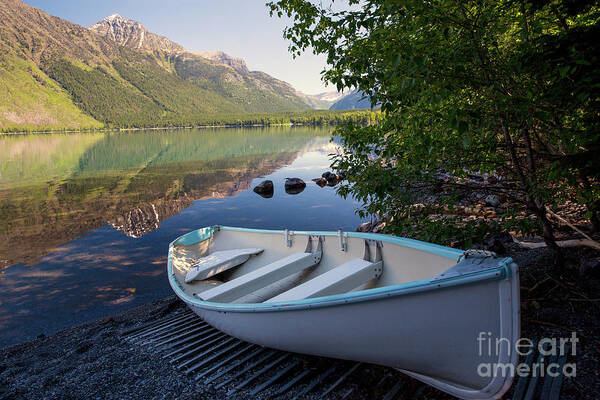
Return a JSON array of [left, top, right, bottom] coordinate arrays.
[[0, 127, 365, 347], [1, 127, 329, 266]]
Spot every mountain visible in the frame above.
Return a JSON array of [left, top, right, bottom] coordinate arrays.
[[329, 90, 374, 111], [0, 1, 310, 131], [0, 0, 111, 131], [314, 91, 344, 102], [89, 14, 185, 54], [297, 91, 343, 109], [196, 51, 249, 73], [88, 14, 310, 114]]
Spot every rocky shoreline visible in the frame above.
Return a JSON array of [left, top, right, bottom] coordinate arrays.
[[1, 234, 598, 399]]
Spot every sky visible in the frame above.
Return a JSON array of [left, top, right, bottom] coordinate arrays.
[[23, 0, 333, 95]]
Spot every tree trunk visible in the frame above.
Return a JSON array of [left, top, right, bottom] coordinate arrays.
[[532, 202, 564, 266], [579, 174, 599, 233], [500, 123, 564, 265]]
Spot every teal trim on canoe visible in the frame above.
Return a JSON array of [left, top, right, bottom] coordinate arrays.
[[167, 226, 512, 313]]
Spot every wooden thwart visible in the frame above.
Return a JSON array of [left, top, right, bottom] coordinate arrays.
[[198, 251, 322, 303], [266, 258, 383, 303]]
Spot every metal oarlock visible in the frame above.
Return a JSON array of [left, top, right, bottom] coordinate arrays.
[[284, 229, 293, 247], [338, 228, 348, 251]]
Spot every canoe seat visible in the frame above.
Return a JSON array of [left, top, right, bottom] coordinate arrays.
[[198, 236, 323, 303], [185, 248, 264, 283], [266, 258, 383, 303]]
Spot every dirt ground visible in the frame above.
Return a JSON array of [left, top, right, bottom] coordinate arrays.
[[512, 245, 600, 399]]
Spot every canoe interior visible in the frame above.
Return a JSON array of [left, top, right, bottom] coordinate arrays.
[[170, 228, 459, 304]]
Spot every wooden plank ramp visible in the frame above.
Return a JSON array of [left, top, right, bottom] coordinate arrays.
[[122, 305, 569, 399], [122, 306, 417, 399], [511, 342, 571, 400]]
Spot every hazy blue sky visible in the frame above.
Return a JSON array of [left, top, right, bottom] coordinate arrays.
[[24, 0, 332, 94]]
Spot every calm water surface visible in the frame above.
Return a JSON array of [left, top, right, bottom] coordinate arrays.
[[0, 127, 365, 347]]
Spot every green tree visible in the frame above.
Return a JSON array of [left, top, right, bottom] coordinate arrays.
[[269, 0, 600, 263]]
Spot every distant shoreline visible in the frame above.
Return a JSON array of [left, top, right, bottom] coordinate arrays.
[[0, 122, 328, 136], [0, 110, 381, 136]]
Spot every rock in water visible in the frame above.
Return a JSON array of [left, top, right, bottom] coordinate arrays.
[[326, 175, 340, 186], [285, 178, 306, 195], [253, 180, 274, 198], [322, 171, 342, 186], [312, 178, 327, 187]]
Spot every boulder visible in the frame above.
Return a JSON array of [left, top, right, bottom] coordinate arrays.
[[321, 171, 343, 186], [285, 178, 306, 195], [253, 180, 274, 198], [484, 194, 501, 207], [480, 232, 514, 254], [319, 170, 348, 186], [312, 178, 327, 187], [326, 174, 340, 186]]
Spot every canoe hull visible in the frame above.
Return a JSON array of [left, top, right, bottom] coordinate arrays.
[[185, 264, 518, 399], [169, 227, 520, 399]]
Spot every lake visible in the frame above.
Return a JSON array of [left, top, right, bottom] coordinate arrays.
[[0, 126, 366, 347]]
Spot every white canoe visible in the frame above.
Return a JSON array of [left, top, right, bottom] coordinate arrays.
[[168, 226, 520, 399]]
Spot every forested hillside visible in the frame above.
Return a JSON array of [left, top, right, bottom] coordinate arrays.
[[0, 54, 102, 132]]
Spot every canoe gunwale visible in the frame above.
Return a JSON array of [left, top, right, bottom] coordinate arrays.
[[172, 225, 463, 260], [168, 226, 512, 313]]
